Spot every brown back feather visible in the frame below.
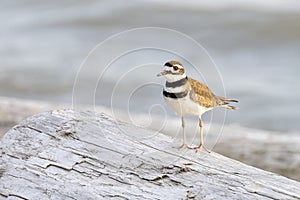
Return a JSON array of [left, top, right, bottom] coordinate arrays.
[[188, 77, 217, 108]]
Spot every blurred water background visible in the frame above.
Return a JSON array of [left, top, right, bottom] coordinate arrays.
[[1, 0, 300, 133]]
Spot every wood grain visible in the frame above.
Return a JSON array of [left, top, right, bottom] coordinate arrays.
[[0, 109, 299, 199]]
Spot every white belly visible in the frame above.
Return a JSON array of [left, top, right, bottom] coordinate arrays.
[[164, 95, 211, 116]]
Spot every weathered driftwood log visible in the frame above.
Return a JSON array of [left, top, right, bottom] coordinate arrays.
[[0, 109, 299, 200], [1, 96, 300, 182]]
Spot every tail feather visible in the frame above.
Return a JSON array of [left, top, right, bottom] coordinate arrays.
[[221, 104, 237, 110], [215, 96, 238, 110], [216, 96, 238, 103]]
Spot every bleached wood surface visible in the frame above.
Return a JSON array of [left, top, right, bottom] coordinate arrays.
[[0, 109, 299, 200], [1, 96, 300, 182]]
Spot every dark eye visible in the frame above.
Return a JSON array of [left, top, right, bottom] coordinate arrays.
[[173, 66, 178, 70]]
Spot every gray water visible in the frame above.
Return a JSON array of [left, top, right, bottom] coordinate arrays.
[[1, 0, 300, 133]]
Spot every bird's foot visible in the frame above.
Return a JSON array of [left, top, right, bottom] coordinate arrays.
[[178, 144, 192, 150], [195, 144, 211, 153]]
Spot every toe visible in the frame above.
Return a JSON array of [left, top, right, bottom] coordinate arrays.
[[195, 145, 211, 153], [179, 144, 188, 150]]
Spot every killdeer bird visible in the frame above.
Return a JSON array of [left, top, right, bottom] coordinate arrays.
[[157, 61, 238, 152]]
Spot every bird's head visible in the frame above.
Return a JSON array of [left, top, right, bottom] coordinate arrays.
[[157, 61, 186, 82]]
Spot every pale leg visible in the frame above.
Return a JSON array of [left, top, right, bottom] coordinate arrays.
[[179, 116, 188, 150], [195, 117, 210, 153]]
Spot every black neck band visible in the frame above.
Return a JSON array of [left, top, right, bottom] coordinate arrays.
[[163, 90, 188, 99]]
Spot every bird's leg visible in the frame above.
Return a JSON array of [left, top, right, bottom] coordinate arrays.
[[179, 116, 188, 150], [195, 117, 211, 153]]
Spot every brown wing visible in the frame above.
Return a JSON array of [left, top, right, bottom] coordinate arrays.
[[188, 77, 217, 108]]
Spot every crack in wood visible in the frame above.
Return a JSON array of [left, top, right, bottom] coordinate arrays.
[[8, 194, 29, 200], [6, 153, 24, 160], [0, 168, 6, 178], [26, 125, 60, 141], [107, 174, 134, 185], [7, 173, 41, 187], [25, 125, 42, 133], [104, 194, 129, 200], [185, 190, 196, 199], [44, 163, 73, 171], [243, 189, 279, 200], [0, 193, 8, 198], [151, 174, 169, 182], [244, 185, 299, 200]]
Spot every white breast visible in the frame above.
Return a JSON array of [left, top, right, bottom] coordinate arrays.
[[164, 93, 211, 117]]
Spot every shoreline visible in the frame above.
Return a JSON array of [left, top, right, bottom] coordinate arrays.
[[0, 96, 299, 181]]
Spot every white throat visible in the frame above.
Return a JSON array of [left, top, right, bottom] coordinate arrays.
[[165, 73, 187, 82]]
